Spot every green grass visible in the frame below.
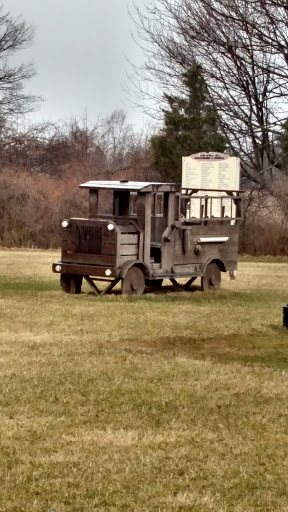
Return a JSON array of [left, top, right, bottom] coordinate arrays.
[[239, 254, 288, 263], [1, 250, 288, 511]]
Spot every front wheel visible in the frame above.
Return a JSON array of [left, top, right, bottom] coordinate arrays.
[[121, 267, 145, 296], [60, 274, 82, 294], [201, 263, 221, 291]]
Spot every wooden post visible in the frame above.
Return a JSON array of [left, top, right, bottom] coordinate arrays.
[[136, 192, 152, 265], [144, 193, 152, 265], [161, 192, 176, 271], [89, 190, 98, 218], [167, 192, 176, 225]]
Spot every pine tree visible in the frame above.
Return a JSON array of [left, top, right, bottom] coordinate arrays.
[[151, 65, 227, 181]]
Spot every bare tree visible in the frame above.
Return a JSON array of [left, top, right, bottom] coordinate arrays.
[[93, 109, 154, 179], [0, 110, 155, 181], [0, 5, 38, 123], [130, 0, 288, 188]]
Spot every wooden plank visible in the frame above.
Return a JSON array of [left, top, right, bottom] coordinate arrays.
[[168, 192, 176, 225], [53, 262, 117, 278], [173, 264, 200, 273], [100, 277, 121, 296], [101, 244, 116, 256], [138, 231, 144, 261], [102, 231, 117, 241], [120, 234, 138, 244], [62, 240, 77, 252], [172, 239, 239, 265], [144, 193, 152, 265], [119, 255, 138, 266], [161, 191, 176, 272], [173, 230, 239, 251], [136, 194, 146, 230], [117, 224, 137, 233], [84, 276, 100, 295], [120, 245, 138, 256], [89, 190, 98, 217], [62, 252, 115, 266]]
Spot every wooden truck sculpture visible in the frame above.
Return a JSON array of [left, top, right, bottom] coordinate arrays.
[[52, 180, 242, 295]]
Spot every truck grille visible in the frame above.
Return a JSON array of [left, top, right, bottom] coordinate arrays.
[[77, 226, 102, 254]]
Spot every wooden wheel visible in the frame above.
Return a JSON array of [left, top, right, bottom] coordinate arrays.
[[121, 267, 145, 295], [201, 263, 221, 291], [61, 274, 82, 294]]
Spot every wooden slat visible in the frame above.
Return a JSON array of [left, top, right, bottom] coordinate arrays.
[[117, 224, 137, 233], [173, 264, 201, 273], [101, 244, 116, 255], [53, 262, 117, 278], [102, 232, 117, 242], [62, 252, 115, 266], [62, 241, 77, 252], [144, 193, 152, 265], [119, 255, 138, 266], [120, 245, 138, 256], [120, 234, 138, 244]]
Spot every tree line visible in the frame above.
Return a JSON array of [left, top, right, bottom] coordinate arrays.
[[1, 2, 288, 254], [0, 111, 155, 247]]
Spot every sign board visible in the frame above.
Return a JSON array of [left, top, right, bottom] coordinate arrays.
[[182, 152, 240, 191], [181, 153, 240, 218]]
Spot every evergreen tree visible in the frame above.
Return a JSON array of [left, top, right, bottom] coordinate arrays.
[[151, 65, 227, 181]]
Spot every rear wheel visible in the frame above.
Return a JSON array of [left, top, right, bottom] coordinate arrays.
[[60, 274, 82, 294], [121, 267, 145, 296], [201, 263, 221, 291]]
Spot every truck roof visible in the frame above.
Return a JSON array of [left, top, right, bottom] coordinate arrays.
[[79, 181, 178, 192]]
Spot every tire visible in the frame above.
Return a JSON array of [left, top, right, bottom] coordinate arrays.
[[60, 274, 82, 294], [121, 266, 145, 295], [201, 262, 221, 291]]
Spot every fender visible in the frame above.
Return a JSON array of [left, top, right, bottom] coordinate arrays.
[[119, 260, 150, 279], [201, 258, 226, 274]]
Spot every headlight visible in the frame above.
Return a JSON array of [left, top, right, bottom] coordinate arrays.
[[107, 223, 114, 231], [62, 219, 70, 228], [105, 269, 112, 276], [55, 265, 62, 272]]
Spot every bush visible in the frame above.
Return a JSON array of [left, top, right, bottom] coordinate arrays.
[[240, 190, 288, 256]]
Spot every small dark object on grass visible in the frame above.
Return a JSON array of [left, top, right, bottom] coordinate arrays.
[[283, 305, 288, 327]]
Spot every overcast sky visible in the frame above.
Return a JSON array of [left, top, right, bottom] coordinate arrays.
[[8, 0, 148, 128]]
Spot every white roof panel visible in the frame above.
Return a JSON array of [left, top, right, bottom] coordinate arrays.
[[79, 181, 178, 192]]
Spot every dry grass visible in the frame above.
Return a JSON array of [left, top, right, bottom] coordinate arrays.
[[1, 249, 288, 511]]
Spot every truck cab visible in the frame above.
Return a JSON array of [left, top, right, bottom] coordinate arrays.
[[52, 180, 242, 295]]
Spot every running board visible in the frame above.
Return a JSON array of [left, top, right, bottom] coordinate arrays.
[[151, 272, 204, 278]]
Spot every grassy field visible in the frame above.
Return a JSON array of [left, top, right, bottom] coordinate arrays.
[[1, 249, 288, 511]]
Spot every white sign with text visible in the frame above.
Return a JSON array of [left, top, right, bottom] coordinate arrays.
[[181, 153, 240, 218]]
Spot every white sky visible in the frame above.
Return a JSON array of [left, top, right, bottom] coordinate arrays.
[[8, 0, 149, 128]]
